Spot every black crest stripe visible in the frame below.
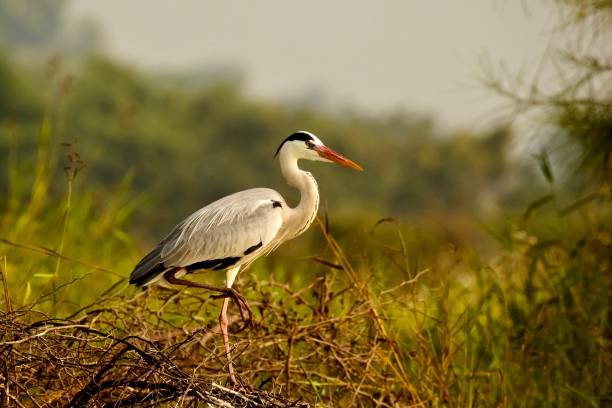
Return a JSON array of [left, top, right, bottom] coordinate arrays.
[[274, 131, 315, 157]]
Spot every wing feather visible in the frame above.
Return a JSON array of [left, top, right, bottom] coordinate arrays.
[[130, 188, 286, 286], [160, 188, 285, 267]]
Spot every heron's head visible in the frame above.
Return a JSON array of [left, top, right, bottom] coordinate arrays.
[[275, 131, 363, 171]]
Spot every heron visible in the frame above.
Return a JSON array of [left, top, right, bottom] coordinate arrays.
[[129, 131, 362, 384]]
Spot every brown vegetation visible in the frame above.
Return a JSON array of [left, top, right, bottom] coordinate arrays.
[[0, 223, 427, 407]]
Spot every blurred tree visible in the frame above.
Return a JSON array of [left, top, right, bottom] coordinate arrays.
[[0, 0, 102, 56], [485, 0, 611, 184], [0, 0, 65, 50], [0, 54, 42, 120], [1, 54, 524, 240]]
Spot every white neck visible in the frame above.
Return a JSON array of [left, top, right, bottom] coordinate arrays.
[[279, 149, 320, 238]]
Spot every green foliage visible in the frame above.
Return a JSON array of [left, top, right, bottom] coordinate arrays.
[[0, 80, 139, 314], [1, 145, 609, 405], [485, 0, 612, 187], [1, 107, 610, 404], [1, 55, 523, 241], [556, 103, 612, 180]]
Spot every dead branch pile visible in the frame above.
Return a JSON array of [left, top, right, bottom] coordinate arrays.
[[0, 228, 422, 406], [0, 306, 310, 407]]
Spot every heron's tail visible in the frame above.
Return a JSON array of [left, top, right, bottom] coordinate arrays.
[[129, 245, 167, 287]]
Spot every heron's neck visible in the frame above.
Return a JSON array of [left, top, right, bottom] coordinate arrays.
[[280, 153, 319, 238]]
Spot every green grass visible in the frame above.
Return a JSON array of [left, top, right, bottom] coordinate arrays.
[[0, 115, 610, 406]]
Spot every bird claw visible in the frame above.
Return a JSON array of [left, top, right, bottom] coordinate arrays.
[[211, 288, 254, 328]]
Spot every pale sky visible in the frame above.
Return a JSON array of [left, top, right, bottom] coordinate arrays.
[[68, 1, 555, 129]]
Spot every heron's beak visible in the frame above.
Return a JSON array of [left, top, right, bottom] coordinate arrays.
[[315, 145, 363, 171]]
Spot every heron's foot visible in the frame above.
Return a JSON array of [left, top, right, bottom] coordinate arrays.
[[211, 288, 253, 328]]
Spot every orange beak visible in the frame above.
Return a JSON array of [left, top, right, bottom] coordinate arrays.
[[315, 145, 363, 171]]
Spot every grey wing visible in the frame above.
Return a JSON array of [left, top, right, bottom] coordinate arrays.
[[129, 188, 285, 286]]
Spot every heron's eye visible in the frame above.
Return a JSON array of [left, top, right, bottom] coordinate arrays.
[[305, 140, 315, 149]]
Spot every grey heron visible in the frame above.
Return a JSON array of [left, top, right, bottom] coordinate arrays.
[[129, 131, 362, 384]]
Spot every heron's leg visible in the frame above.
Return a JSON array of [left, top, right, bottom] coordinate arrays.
[[210, 288, 253, 327], [219, 296, 237, 385], [163, 268, 253, 325]]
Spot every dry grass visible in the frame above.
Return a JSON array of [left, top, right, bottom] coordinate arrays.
[[2, 204, 611, 407], [0, 311, 312, 407], [0, 221, 425, 407]]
